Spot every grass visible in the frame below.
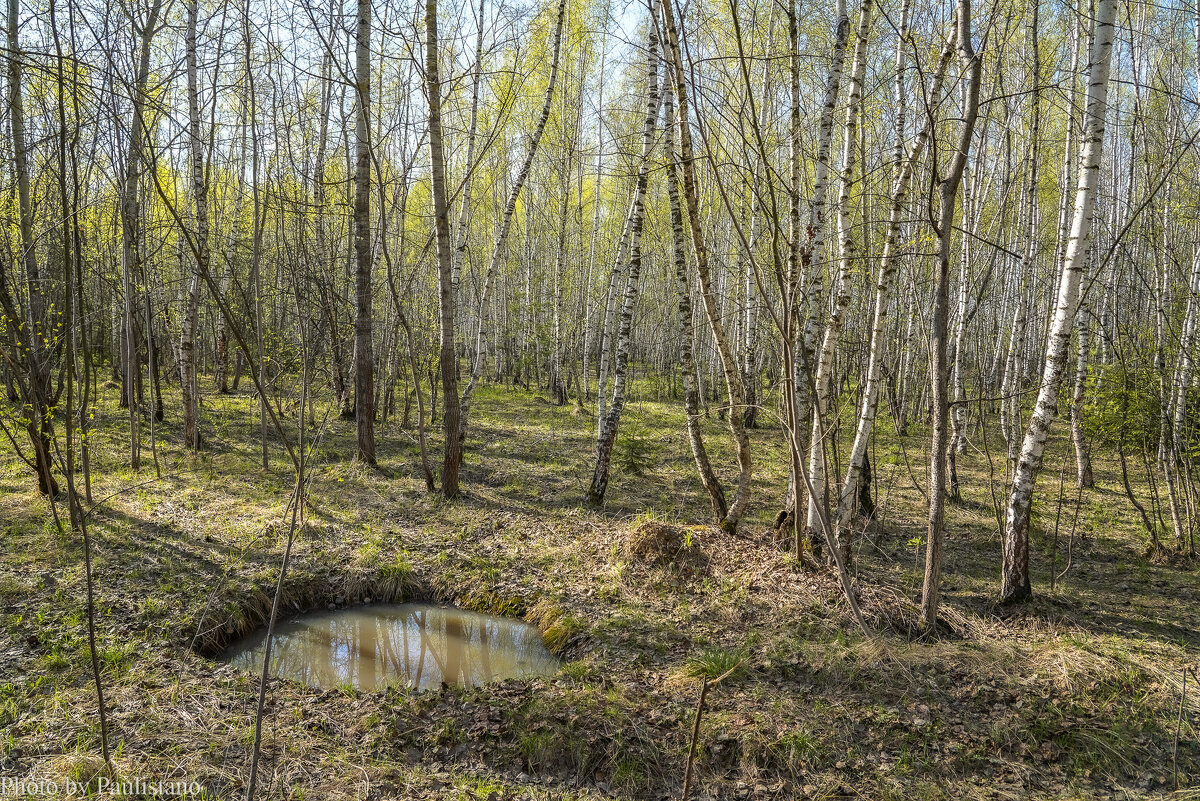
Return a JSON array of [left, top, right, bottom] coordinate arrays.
[[0, 376, 1198, 799], [683, 646, 748, 682]]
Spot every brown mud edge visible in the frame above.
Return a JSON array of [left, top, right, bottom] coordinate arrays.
[[188, 566, 583, 659]]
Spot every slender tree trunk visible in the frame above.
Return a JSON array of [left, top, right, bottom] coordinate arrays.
[[661, 0, 753, 532], [581, 3, 609, 404], [664, 87, 727, 522], [1001, 0, 1116, 603], [354, 0, 376, 464], [1070, 309, 1094, 487], [244, 0, 268, 468], [805, 0, 874, 559], [118, 0, 163, 472], [781, 0, 849, 532], [181, 0, 206, 451], [586, 0, 658, 507], [838, 14, 953, 533], [427, 0, 462, 497], [6, 0, 58, 495], [921, 0, 980, 629], [451, 0, 486, 296]]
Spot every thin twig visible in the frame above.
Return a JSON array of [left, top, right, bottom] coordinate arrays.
[[1174, 666, 1187, 791], [681, 658, 745, 800]]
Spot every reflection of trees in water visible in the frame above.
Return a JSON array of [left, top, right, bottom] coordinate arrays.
[[227, 605, 556, 691]]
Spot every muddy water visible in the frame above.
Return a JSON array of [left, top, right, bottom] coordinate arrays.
[[216, 603, 559, 691]]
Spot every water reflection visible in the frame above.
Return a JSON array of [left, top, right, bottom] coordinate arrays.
[[216, 603, 559, 691]]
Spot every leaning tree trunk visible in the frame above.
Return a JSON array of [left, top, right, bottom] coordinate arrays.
[[664, 87, 727, 522], [1000, 0, 1116, 604], [661, 0, 752, 533], [586, 0, 658, 508]]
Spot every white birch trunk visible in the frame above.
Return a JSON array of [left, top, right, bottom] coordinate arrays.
[[458, 0, 567, 447], [1001, 0, 1116, 603], [836, 20, 954, 532], [587, 0, 658, 506], [804, 0, 874, 545]]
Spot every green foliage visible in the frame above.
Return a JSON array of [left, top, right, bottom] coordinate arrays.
[[380, 551, 413, 581], [1082, 361, 1160, 447], [684, 646, 747, 682], [614, 421, 660, 476]]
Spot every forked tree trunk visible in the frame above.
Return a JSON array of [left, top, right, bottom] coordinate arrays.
[[1001, 0, 1116, 604], [922, 0, 980, 629], [426, 0, 462, 497], [664, 87, 727, 522]]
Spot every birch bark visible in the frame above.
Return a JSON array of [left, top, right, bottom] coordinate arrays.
[[804, 0, 874, 553], [664, 86, 727, 522], [1001, 0, 1116, 603], [586, 0, 658, 507], [458, 0, 568, 454], [837, 17, 954, 534], [661, 0, 753, 532]]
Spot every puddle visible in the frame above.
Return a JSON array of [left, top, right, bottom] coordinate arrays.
[[216, 603, 559, 691]]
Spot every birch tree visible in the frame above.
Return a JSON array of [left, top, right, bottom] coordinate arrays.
[[837, 7, 953, 535], [804, 0, 874, 558], [662, 0, 752, 533], [664, 86, 727, 522], [1001, 0, 1117, 603], [426, 0, 461, 496], [586, 0, 658, 507]]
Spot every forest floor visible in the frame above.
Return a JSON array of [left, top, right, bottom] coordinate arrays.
[[2, 380, 1200, 800]]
